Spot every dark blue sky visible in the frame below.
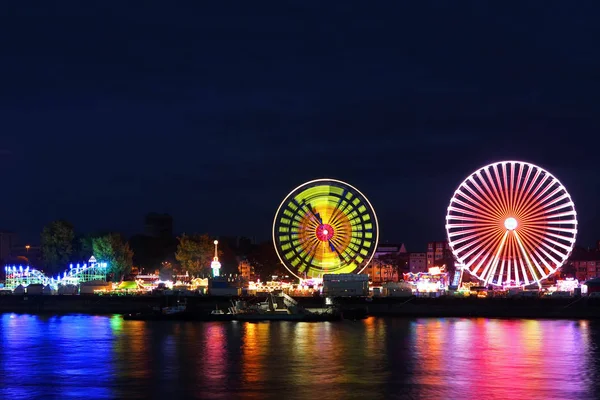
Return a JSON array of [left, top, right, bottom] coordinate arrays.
[[1, 1, 599, 251]]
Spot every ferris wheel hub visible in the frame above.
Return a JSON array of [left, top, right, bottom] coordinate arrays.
[[504, 217, 518, 231], [316, 224, 334, 241]]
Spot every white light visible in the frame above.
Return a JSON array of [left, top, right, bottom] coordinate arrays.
[[323, 229, 328, 235], [504, 217, 518, 231]]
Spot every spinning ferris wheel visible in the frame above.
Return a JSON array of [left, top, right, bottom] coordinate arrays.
[[445, 161, 578, 288], [273, 179, 379, 279]]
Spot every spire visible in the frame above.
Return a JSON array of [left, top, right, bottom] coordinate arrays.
[[211, 240, 221, 277]]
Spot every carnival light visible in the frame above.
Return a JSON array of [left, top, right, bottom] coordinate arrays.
[[445, 161, 577, 288], [211, 240, 221, 277], [3, 257, 109, 290], [273, 179, 379, 279]]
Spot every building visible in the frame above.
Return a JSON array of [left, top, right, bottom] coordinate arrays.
[[238, 260, 255, 280], [144, 213, 173, 238], [565, 247, 600, 282], [373, 243, 409, 275], [409, 252, 427, 273], [427, 241, 452, 269], [364, 261, 399, 283], [374, 243, 407, 259]]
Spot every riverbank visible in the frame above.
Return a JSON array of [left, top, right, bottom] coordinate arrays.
[[1, 294, 600, 319]]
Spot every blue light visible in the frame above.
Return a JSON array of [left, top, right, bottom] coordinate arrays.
[[77, 263, 80, 268], [70, 264, 73, 269]]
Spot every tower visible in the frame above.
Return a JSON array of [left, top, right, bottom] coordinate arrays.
[[211, 240, 221, 277]]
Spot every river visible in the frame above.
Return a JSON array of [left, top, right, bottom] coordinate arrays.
[[0, 314, 597, 399]]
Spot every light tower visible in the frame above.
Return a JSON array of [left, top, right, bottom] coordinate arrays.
[[211, 240, 221, 277]]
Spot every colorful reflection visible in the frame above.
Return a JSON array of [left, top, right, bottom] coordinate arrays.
[[411, 318, 593, 398], [0, 316, 599, 399]]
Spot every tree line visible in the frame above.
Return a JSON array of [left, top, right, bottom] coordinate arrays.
[[38, 220, 285, 281]]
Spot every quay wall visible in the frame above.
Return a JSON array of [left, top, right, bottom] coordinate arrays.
[[1, 295, 600, 319]]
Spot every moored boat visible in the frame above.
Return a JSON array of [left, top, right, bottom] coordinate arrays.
[[230, 292, 341, 322]]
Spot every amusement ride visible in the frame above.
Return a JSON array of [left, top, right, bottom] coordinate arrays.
[[272, 179, 379, 279], [445, 161, 578, 288]]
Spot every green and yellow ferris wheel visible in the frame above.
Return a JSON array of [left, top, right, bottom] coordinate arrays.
[[273, 179, 379, 279]]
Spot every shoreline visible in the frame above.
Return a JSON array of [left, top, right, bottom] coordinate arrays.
[[0, 294, 599, 320]]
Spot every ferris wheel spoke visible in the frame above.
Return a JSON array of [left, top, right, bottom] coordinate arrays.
[[511, 163, 531, 216], [467, 176, 507, 218], [482, 168, 508, 215], [522, 196, 574, 221], [517, 182, 562, 220], [449, 228, 500, 254], [526, 237, 562, 270], [521, 229, 567, 263], [515, 173, 551, 217], [327, 199, 355, 228], [524, 225, 577, 246], [447, 224, 498, 239], [526, 210, 577, 224], [446, 213, 499, 224], [507, 162, 516, 211], [475, 171, 508, 216], [447, 206, 500, 223], [514, 168, 543, 217], [515, 232, 547, 279], [529, 248, 553, 276], [496, 162, 511, 213], [536, 185, 566, 209], [506, 232, 518, 285], [479, 230, 509, 285], [512, 231, 538, 286], [451, 195, 503, 221], [459, 183, 505, 219], [462, 230, 506, 270], [486, 231, 510, 285], [452, 192, 503, 221], [524, 223, 577, 235]]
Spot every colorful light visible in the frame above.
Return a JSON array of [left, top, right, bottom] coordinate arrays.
[[445, 161, 577, 288], [273, 178, 379, 279], [211, 240, 221, 277]]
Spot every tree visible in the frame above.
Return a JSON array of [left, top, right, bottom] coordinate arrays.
[[247, 241, 283, 280], [560, 262, 577, 278], [175, 234, 215, 276], [92, 233, 134, 281], [41, 220, 75, 275], [73, 234, 95, 262]]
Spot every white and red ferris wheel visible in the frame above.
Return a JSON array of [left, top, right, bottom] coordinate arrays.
[[445, 161, 578, 288]]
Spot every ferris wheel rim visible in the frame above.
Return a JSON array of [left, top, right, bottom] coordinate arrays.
[[272, 178, 380, 279], [445, 160, 578, 287]]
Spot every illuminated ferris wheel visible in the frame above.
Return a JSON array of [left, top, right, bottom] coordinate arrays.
[[445, 161, 577, 288], [273, 179, 379, 279]]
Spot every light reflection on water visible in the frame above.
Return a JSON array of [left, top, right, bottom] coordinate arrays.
[[0, 315, 598, 399]]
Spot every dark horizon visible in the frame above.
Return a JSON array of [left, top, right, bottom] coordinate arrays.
[[2, 2, 599, 251]]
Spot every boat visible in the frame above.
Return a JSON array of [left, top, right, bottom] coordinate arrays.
[[231, 292, 341, 322]]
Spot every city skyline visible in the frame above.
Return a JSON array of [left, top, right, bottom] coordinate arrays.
[[1, 2, 599, 250]]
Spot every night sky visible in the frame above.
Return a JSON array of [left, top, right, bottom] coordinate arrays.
[[1, 2, 599, 251]]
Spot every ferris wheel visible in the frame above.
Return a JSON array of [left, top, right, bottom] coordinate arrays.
[[445, 161, 577, 288], [273, 179, 379, 279]]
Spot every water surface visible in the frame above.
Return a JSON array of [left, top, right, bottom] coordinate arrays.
[[0, 314, 597, 399]]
